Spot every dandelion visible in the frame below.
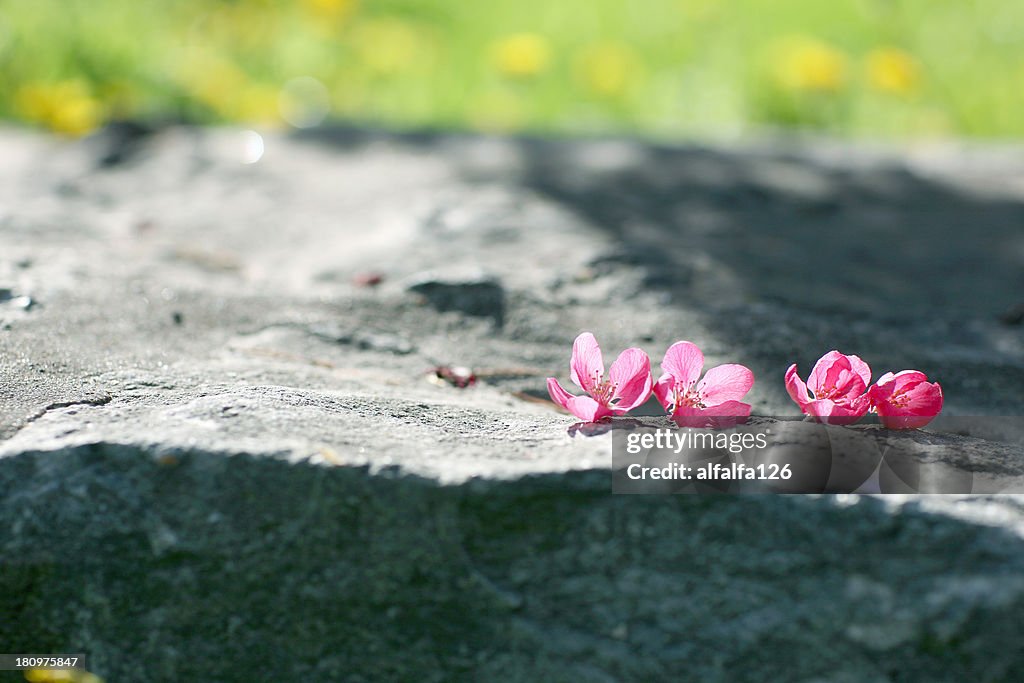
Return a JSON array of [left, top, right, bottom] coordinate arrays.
[[236, 84, 283, 125], [302, 0, 358, 24], [15, 80, 104, 136], [772, 36, 848, 93], [491, 33, 551, 79], [574, 42, 638, 98], [24, 668, 104, 683], [865, 47, 920, 95]]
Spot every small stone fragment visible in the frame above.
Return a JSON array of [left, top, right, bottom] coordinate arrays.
[[353, 272, 385, 287], [407, 272, 505, 326], [428, 365, 477, 388]]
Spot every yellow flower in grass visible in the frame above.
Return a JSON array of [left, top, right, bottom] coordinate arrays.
[[772, 36, 848, 93], [302, 0, 357, 36], [235, 83, 283, 125], [491, 33, 551, 78], [302, 0, 358, 22], [175, 48, 249, 118], [866, 47, 920, 95], [15, 80, 104, 136], [574, 42, 639, 98], [24, 668, 103, 683]]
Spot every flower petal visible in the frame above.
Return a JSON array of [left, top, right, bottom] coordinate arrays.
[[867, 371, 898, 407], [697, 364, 754, 406], [569, 332, 604, 393], [886, 369, 929, 392], [802, 398, 836, 421], [669, 407, 713, 428], [808, 350, 847, 393], [608, 347, 653, 412], [878, 414, 933, 430], [547, 377, 576, 411], [707, 400, 753, 420], [836, 373, 868, 401], [566, 395, 612, 423], [847, 354, 872, 387], [785, 364, 811, 409], [667, 405, 709, 428], [661, 341, 704, 388], [902, 380, 943, 414], [803, 396, 871, 425], [822, 357, 856, 394], [653, 375, 676, 412], [871, 370, 896, 388], [847, 394, 872, 419], [671, 400, 752, 429]]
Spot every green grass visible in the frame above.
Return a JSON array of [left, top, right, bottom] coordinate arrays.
[[1, 0, 1023, 139]]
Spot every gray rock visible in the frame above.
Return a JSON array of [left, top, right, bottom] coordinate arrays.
[[2, 125, 1024, 681]]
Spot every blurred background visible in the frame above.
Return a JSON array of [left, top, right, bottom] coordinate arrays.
[[1, 0, 1023, 139]]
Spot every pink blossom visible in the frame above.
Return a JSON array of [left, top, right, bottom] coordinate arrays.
[[547, 332, 653, 422], [867, 370, 943, 430], [653, 341, 754, 428], [785, 350, 871, 424]]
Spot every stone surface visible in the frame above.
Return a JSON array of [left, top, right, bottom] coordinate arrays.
[[2, 125, 1024, 681]]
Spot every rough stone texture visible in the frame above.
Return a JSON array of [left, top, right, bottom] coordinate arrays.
[[2, 125, 1024, 681]]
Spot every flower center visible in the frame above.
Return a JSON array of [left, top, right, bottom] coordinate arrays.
[[813, 384, 843, 401], [589, 371, 619, 406], [888, 387, 911, 407], [811, 382, 851, 403], [672, 383, 706, 411]]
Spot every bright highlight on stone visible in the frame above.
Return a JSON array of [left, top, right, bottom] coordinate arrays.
[[240, 130, 265, 164]]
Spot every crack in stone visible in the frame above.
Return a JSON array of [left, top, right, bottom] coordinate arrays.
[[25, 394, 113, 424]]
